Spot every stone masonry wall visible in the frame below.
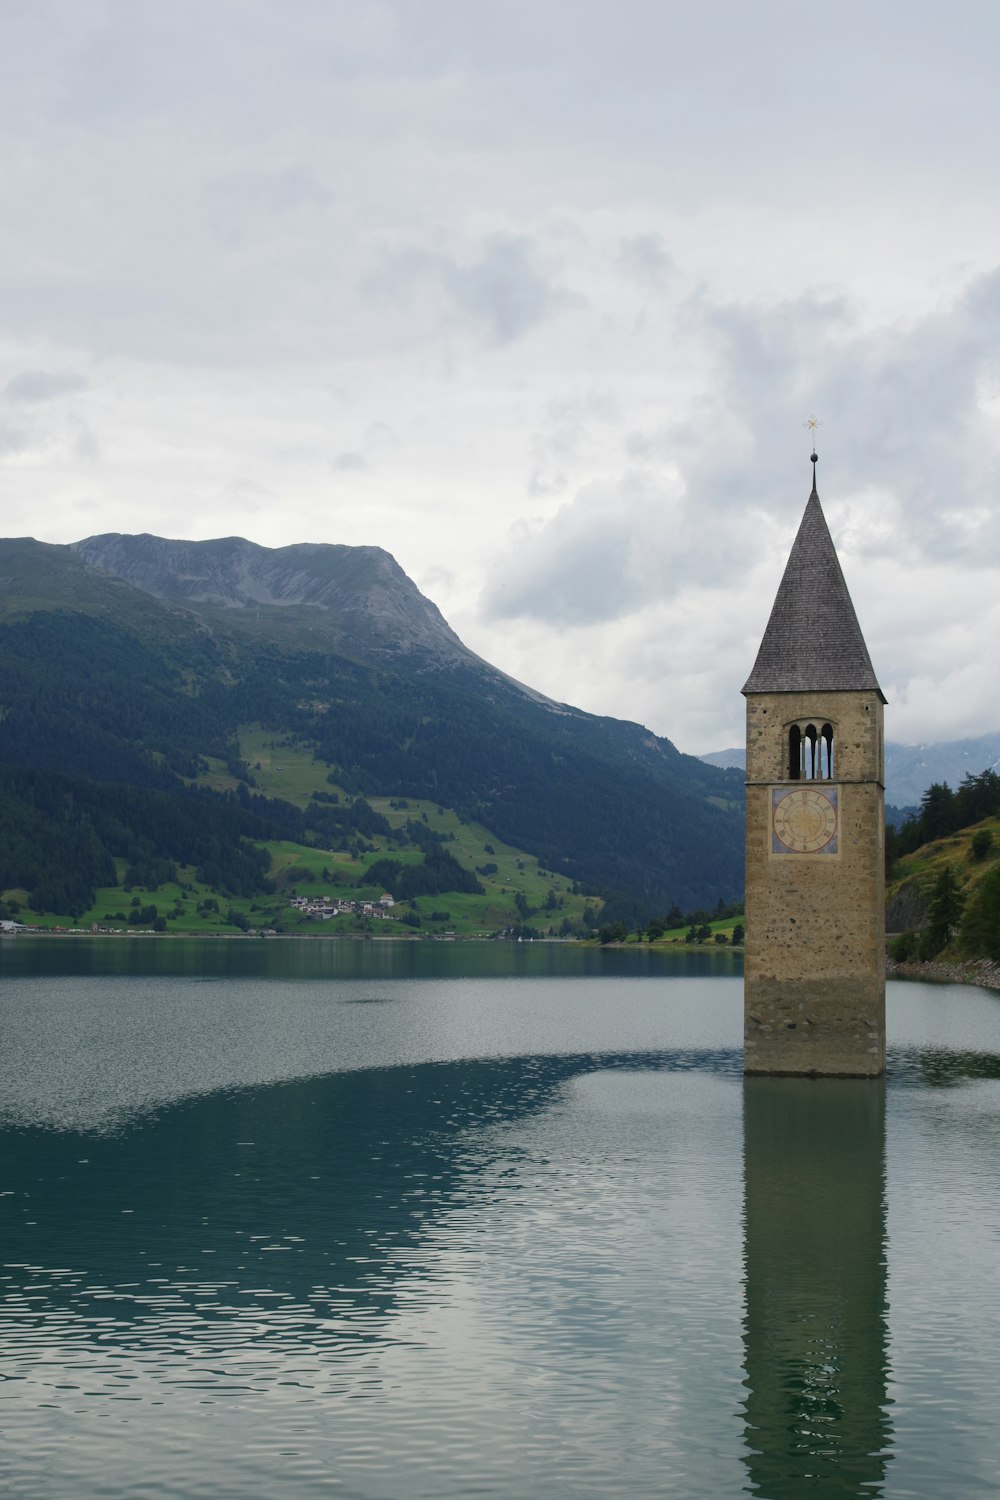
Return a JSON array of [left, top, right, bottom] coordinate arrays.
[[744, 690, 886, 1077]]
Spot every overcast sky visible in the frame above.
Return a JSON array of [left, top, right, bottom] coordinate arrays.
[[2, 1, 999, 753]]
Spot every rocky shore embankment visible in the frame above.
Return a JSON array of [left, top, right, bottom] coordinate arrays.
[[887, 957, 1000, 991]]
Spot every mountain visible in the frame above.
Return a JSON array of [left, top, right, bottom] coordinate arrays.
[[0, 535, 745, 920], [72, 533, 472, 663], [699, 737, 1000, 811], [700, 748, 745, 772], [883, 735, 1000, 808]]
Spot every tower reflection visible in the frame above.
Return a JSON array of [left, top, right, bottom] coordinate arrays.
[[742, 1078, 892, 1497]]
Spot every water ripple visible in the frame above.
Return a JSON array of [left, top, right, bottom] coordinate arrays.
[[1, 972, 1000, 1495]]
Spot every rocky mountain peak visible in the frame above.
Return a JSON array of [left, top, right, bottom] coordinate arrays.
[[72, 533, 470, 661]]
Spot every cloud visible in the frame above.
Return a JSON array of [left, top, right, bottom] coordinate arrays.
[[73, 423, 101, 461], [481, 474, 687, 626], [527, 390, 621, 498], [366, 234, 576, 345], [472, 266, 1000, 747], [216, 477, 277, 517], [604, 271, 1000, 573], [0, 423, 31, 455], [618, 234, 673, 290], [693, 273, 1000, 565], [444, 236, 571, 343], [5, 370, 88, 403], [0, 401, 98, 462], [3, 0, 1000, 754], [202, 167, 332, 248]]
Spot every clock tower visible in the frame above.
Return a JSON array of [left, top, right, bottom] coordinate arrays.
[[743, 453, 886, 1076]]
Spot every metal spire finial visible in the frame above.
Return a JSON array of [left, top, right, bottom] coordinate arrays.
[[804, 415, 822, 491]]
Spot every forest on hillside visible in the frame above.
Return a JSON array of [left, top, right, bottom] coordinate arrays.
[[0, 587, 744, 920], [887, 768, 1000, 963]]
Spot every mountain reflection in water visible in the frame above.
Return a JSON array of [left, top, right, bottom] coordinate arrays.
[[3, 1049, 730, 1358]]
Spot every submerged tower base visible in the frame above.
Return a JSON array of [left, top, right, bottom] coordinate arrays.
[[743, 978, 885, 1078]]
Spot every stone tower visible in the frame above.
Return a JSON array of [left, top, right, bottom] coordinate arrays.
[[742, 454, 886, 1076]]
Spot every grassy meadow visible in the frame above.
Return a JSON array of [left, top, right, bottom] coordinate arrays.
[[4, 727, 598, 937]]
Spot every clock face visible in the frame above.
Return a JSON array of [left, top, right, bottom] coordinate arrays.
[[771, 786, 839, 855]]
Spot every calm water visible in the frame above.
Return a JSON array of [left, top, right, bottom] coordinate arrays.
[[1, 939, 999, 1499]]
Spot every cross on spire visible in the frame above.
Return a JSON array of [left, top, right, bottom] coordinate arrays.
[[804, 415, 822, 493]]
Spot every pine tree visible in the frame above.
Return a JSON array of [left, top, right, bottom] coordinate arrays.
[[960, 867, 1000, 962], [918, 866, 965, 960]]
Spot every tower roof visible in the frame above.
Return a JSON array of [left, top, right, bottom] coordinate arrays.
[[742, 462, 885, 700]]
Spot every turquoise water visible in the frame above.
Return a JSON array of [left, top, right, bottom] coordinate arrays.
[[1, 940, 999, 1498]]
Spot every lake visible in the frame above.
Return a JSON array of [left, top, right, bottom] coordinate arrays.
[[1, 938, 999, 1498]]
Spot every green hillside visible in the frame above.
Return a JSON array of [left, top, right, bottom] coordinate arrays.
[[887, 770, 1000, 962], [0, 740, 594, 937], [0, 536, 745, 931]]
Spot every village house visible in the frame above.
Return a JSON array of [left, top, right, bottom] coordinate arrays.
[[288, 893, 395, 921]]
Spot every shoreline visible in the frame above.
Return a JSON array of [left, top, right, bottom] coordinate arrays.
[[6, 932, 996, 990], [0, 929, 573, 944], [887, 956, 1000, 992]]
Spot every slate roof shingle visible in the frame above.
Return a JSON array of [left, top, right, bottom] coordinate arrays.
[[742, 475, 885, 700]]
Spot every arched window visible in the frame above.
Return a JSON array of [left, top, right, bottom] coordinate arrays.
[[788, 720, 835, 781], [821, 723, 834, 779]]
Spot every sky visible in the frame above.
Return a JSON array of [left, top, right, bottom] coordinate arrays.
[[2, 0, 999, 755]]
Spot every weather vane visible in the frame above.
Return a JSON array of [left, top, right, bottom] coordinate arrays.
[[804, 415, 822, 480], [804, 414, 822, 443]]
